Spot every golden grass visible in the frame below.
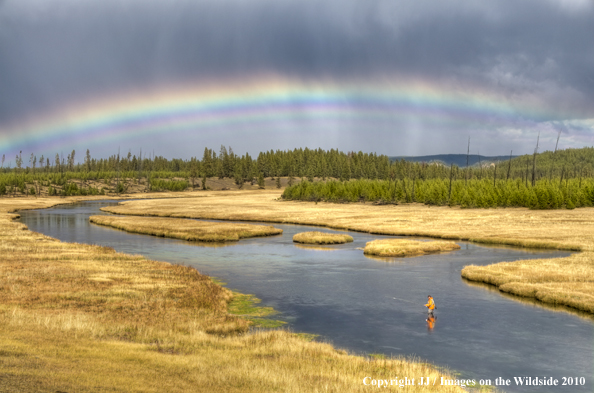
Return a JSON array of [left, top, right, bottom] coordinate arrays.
[[1, 321, 464, 393], [461, 252, 594, 313], [364, 239, 460, 258], [101, 190, 591, 251], [99, 190, 594, 313], [0, 196, 464, 392], [293, 231, 353, 244], [90, 215, 282, 242]]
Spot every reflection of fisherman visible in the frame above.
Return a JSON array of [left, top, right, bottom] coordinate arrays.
[[424, 295, 435, 315], [426, 315, 436, 331]]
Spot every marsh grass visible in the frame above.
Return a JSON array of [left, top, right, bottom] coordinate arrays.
[[364, 239, 461, 258], [0, 196, 464, 392], [100, 190, 594, 313], [293, 231, 353, 244], [0, 319, 465, 393], [463, 279, 594, 320], [90, 215, 282, 242], [227, 293, 286, 328], [461, 252, 594, 313]]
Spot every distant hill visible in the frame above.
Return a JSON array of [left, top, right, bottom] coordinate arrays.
[[389, 154, 517, 167]]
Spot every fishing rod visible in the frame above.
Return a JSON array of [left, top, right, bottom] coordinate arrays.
[[388, 296, 417, 304]]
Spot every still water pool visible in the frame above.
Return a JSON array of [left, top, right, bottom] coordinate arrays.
[[19, 201, 593, 392]]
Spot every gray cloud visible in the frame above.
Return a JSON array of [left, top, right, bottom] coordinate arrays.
[[0, 0, 593, 157]]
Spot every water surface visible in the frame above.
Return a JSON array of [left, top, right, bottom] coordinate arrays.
[[20, 201, 593, 392]]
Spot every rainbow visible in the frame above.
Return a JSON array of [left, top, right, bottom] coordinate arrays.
[[0, 75, 578, 156]]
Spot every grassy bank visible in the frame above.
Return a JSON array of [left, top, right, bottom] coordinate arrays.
[[90, 215, 282, 242], [101, 190, 590, 251], [0, 196, 464, 392], [100, 190, 594, 313], [293, 231, 353, 244], [364, 239, 460, 258], [461, 252, 594, 313]]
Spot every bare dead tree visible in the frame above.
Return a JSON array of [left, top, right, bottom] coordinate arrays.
[[506, 150, 513, 180], [465, 137, 470, 185], [532, 132, 540, 187], [448, 163, 454, 201], [116, 147, 121, 195], [550, 130, 561, 180], [138, 148, 143, 187], [525, 155, 530, 187]]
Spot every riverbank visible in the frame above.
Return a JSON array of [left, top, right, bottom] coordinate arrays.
[[100, 190, 594, 314], [0, 196, 463, 392]]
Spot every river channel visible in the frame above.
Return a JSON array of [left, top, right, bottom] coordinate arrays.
[[19, 200, 593, 392]]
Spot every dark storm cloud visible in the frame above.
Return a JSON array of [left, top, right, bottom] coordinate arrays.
[[0, 0, 593, 156]]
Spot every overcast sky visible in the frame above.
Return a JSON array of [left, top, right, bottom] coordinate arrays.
[[1, 0, 593, 161]]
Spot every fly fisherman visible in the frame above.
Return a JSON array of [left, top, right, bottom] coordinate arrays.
[[424, 295, 435, 315]]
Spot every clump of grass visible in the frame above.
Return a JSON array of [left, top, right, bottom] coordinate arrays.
[[227, 293, 286, 328], [89, 215, 282, 242], [293, 231, 353, 244], [364, 239, 461, 257]]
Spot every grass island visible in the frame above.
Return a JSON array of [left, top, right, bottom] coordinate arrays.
[[89, 214, 282, 242], [292, 231, 353, 244], [363, 238, 461, 258]]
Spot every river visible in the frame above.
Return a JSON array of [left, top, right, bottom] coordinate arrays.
[[19, 200, 593, 392]]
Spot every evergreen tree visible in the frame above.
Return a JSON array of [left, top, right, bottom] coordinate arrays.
[[69, 149, 76, 171], [234, 162, 244, 189], [258, 173, 265, 189], [189, 160, 198, 190]]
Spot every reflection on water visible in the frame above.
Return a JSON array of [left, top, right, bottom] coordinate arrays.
[[178, 241, 237, 249], [426, 315, 436, 332], [463, 279, 594, 321], [19, 201, 594, 393], [293, 244, 343, 252]]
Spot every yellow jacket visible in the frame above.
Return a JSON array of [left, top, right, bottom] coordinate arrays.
[[425, 297, 435, 310]]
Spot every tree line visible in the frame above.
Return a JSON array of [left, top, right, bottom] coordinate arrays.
[[1, 145, 593, 200], [3, 145, 593, 179]]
